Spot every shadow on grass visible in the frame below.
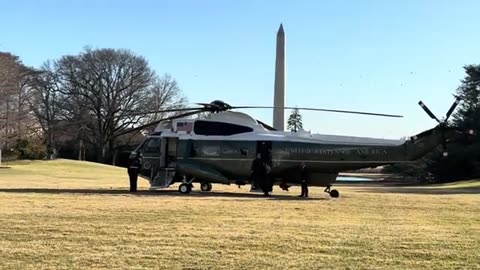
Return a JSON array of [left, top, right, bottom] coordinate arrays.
[[355, 186, 480, 195], [0, 188, 328, 201]]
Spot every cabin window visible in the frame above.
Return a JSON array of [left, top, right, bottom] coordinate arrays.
[[194, 121, 253, 136]]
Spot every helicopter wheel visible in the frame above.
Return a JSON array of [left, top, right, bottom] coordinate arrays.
[[179, 183, 192, 194], [200, 182, 212, 192], [329, 189, 340, 198]]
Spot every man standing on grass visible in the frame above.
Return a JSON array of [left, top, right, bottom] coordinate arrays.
[[299, 162, 309, 198], [262, 161, 273, 197], [127, 152, 142, 192], [250, 154, 264, 192]]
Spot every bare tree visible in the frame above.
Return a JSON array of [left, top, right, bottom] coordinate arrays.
[[0, 52, 19, 149], [141, 74, 187, 132], [0, 52, 35, 149], [1, 48, 186, 162], [55, 48, 186, 163], [27, 62, 63, 159]]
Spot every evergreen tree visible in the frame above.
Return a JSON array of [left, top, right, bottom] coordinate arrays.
[[287, 107, 303, 132], [453, 64, 480, 133], [449, 64, 480, 179]]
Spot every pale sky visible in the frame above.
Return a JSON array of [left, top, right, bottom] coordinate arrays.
[[1, 0, 479, 139]]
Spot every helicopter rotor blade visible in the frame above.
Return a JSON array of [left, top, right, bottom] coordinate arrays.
[[116, 109, 204, 136], [121, 107, 205, 117], [231, 106, 403, 118], [195, 103, 216, 109], [196, 103, 215, 107], [445, 97, 461, 121], [418, 101, 441, 123]]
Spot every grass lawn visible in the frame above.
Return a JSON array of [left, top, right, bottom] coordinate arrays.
[[0, 159, 479, 269]]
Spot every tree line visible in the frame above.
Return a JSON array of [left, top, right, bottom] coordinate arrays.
[[0, 48, 186, 164]]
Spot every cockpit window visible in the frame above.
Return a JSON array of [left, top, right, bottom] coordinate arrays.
[[143, 138, 161, 153], [194, 120, 253, 136]]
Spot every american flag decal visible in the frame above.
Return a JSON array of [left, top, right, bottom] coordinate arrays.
[[176, 122, 193, 133]]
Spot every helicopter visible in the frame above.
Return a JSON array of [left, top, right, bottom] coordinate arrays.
[[124, 97, 472, 197]]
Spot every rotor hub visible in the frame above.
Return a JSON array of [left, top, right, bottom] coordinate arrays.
[[208, 100, 232, 112]]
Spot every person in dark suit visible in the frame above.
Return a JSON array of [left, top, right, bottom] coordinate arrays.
[[127, 152, 142, 192], [260, 162, 272, 196], [251, 154, 272, 196], [299, 162, 309, 198], [251, 154, 264, 191]]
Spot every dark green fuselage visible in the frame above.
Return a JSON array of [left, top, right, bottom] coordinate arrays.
[[136, 126, 451, 188]]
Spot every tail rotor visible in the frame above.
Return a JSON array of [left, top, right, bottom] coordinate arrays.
[[418, 97, 462, 157]]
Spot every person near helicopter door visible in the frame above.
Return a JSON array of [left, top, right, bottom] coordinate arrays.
[[127, 152, 143, 192], [250, 153, 272, 196], [259, 143, 273, 196], [299, 162, 309, 198], [250, 153, 264, 191]]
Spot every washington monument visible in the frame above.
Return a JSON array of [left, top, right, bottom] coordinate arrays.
[[273, 23, 286, 131]]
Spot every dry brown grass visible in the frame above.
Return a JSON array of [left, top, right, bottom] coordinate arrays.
[[1, 159, 479, 269]]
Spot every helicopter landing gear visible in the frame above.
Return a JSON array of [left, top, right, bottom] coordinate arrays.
[[179, 183, 192, 194], [179, 176, 196, 194], [324, 185, 340, 198], [200, 182, 212, 192]]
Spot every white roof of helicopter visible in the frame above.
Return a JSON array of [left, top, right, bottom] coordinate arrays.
[[154, 111, 405, 146]]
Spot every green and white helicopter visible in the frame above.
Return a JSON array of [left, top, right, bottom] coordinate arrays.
[[125, 98, 471, 197]]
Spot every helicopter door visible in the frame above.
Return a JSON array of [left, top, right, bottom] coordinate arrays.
[[165, 137, 178, 168], [159, 138, 167, 168], [152, 137, 176, 188]]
